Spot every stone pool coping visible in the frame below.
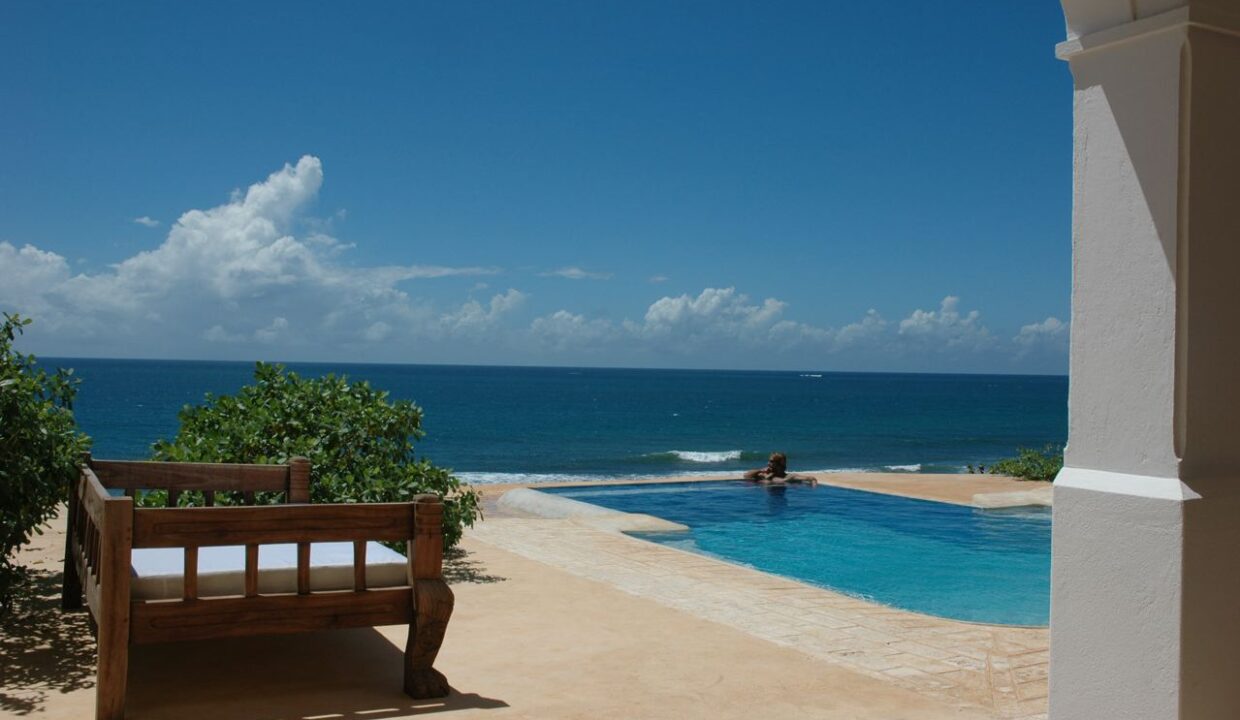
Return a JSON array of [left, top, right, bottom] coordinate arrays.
[[474, 471, 1053, 510]]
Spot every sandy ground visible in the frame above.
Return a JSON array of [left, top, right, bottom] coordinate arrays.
[[3, 473, 1044, 719]]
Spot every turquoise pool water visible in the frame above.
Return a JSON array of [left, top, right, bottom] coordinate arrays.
[[542, 481, 1050, 626]]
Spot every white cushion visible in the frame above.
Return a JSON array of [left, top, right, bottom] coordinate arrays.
[[130, 541, 410, 600]]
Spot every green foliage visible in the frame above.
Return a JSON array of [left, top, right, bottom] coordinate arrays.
[[149, 362, 479, 547], [986, 445, 1064, 482], [0, 314, 91, 610]]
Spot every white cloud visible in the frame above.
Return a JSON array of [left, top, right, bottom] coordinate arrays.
[[834, 309, 888, 349], [133, 216, 160, 227], [1014, 316, 1066, 344], [535, 287, 826, 354], [362, 321, 391, 342], [648, 275, 669, 284], [635, 288, 786, 342], [541, 266, 612, 280], [438, 289, 527, 337], [254, 316, 290, 344], [1013, 316, 1069, 358], [0, 156, 503, 354], [898, 296, 994, 350], [0, 156, 1066, 372], [530, 310, 618, 349], [0, 242, 74, 329], [521, 290, 1061, 371]]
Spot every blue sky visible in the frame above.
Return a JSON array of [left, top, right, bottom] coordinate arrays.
[[0, 1, 1072, 374]]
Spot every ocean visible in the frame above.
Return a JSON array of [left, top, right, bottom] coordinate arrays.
[[53, 358, 1068, 484]]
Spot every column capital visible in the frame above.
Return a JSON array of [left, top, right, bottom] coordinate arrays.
[[1058, 1, 1240, 60]]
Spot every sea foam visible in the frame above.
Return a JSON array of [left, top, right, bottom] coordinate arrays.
[[665, 450, 743, 463], [456, 471, 621, 485], [456, 469, 735, 485]]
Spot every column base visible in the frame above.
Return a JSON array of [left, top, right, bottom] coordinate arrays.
[[1051, 467, 1240, 719]]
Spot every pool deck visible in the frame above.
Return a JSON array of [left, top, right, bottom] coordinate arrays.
[[473, 473, 1050, 719], [5, 474, 1050, 719]]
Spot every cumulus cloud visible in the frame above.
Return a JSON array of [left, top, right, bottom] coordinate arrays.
[[254, 316, 291, 344], [521, 289, 1066, 371], [541, 266, 612, 280], [0, 156, 503, 355], [133, 216, 160, 227], [1014, 316, 1066, 345], [529, 287, 798, 353], [1013, 316, 1069, 360], [634, 288, 785, 341], [361, 321, 391, 342], [0, 243, 73, 322], [0, 156, 1066, 372], [439, 289, 527, 337], [534, 288, 859, 356], [898, 296, 994, 351], [530, 310, 618, 350], [833, 309, 888, 349]]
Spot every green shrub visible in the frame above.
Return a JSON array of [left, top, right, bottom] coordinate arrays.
[[987, 445, 1064, 482], [0, 314, 91, 611], [149, 362, 480, 548]]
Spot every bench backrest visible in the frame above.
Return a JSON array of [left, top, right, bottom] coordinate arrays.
[[87, 456, 310, 506]]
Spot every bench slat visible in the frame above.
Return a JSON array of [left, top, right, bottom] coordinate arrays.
[[245, 544, 259, 597], [90, 460, 290, 493], [129, 589, 414, 644], [353, 541, 367, 591], [297, 543, 310, 595], [133, 503, 418, 547], [184, 547, 198, 600]]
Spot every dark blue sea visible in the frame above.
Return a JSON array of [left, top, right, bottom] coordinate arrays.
[[51, 358, 1067, 484]]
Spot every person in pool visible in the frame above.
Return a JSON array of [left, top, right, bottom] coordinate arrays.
[[744, 452, 818, 486]]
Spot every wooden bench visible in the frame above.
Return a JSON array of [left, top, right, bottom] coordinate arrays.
[[62, 456, 454, 720]]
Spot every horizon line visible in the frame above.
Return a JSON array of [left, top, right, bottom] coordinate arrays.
[[37, 353, 1070, 380]]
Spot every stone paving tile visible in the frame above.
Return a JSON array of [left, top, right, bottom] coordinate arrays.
[[469, 517, 1050, 719]]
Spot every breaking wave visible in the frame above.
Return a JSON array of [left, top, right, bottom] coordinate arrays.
[[649, 450, 746, 463]]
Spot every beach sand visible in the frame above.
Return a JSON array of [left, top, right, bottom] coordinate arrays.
[[3, 472, 1044, 719]]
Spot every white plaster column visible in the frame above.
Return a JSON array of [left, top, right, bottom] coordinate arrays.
[[1052, 1, 1240, 718]]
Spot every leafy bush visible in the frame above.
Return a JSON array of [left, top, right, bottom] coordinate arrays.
[[0, 314, 91, 610], [986, 445, 1063, 482], [150, 362, 480, 548]]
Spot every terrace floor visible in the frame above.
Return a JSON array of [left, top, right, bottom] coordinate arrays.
[[471, 514, 1049, 720], [4, 474, 1049, 719]]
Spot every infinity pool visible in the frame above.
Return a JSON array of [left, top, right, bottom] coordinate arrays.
[[542, 481, 1050, 626]]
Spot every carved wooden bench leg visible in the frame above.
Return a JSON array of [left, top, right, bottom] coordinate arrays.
[[63, 470, 84, 610], [96, 489, 133, 720], [403, 579, 454, 698], [95, 629, 129, 720], [61, 557, 83, 609]]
